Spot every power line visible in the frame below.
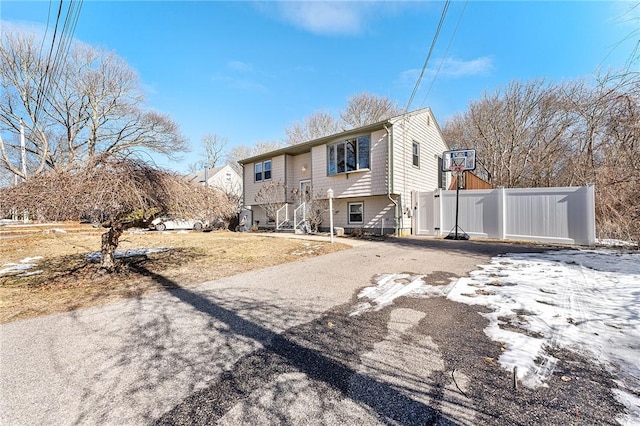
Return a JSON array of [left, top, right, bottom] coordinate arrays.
[[33, 0, 64, 124], [404, 0, 451, 113], [33, 0, 83, 125], [420, 0, 468, 108]]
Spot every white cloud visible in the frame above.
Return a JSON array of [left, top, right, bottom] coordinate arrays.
[[435, 56, 494, 77], [227, 60, 254, 73], [269, 2, 374, 36], [398, 56, 494, 86]]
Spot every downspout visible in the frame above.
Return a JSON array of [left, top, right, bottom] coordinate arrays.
[[384, 123, 399, 236], [240, 163, 246, 210]]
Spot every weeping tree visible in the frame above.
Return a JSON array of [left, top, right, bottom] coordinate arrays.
[[0, 156, 237, 271]]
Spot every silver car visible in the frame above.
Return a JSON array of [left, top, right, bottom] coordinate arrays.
[[150, 216, 206, 231]]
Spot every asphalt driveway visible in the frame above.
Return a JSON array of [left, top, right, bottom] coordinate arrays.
[[0, 236, 624, 425]]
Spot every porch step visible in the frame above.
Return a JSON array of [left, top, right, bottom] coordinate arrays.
[[275, 228, 295, 233]]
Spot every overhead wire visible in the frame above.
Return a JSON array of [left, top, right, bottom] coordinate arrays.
[[404, 0, 451, 113], [33, 0, 83, 125], [420, 0, 468, 108], [33, 0, 64, 124]]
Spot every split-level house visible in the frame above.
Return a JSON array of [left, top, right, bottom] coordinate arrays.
[[239, 108, 449, 236]]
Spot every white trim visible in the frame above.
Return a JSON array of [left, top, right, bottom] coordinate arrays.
[[348, 201, 364, 224]]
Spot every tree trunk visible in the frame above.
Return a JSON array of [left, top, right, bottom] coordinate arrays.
[[100, 223, 123, 271]]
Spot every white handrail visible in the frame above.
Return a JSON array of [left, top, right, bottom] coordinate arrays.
[[293, 202, 306, 230], [276, 204, 289, 230]]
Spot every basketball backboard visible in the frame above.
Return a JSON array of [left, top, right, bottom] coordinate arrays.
[[441, 149, 476, 172]]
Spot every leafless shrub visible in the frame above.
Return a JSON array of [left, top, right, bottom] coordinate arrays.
[[254, 181, 286, 224], [0, 156, 236, 270]]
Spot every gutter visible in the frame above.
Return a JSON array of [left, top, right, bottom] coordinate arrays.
[[383, 124, 399, 236]]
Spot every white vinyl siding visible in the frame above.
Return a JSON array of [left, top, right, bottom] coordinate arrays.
[[318, 195, 395, 232], [390, 109, 448, 198], [244, 155, 286, 206], [312, 129, 388, 198]]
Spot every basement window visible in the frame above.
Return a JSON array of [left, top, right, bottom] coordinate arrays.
[[348, 202, 364, 224]]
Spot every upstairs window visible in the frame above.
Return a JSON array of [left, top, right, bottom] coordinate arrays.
[[412, 141, 420, 168], [254, 163, 262, 182], [327, 135, 370, 175], [263, 160, 272, 180], [254, 160, 272, 182]]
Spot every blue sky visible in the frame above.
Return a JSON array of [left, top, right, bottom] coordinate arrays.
[[1, 1, 638, 172]]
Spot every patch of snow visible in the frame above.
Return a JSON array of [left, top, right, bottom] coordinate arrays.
[[350, 273, 453, 316], [21, 256, 43, 263], [597, 238, 637, 248], [17, 270, 43, 277], [447, 250, 640, 425], [84, 247, 171, 261], [44, 228, 67, 234], [0, 263, 36, 276], [349, 249, 640, 424], [0, 256, 45, 276]]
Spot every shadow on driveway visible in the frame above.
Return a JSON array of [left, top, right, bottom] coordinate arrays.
[[128, 264, 467, 425]]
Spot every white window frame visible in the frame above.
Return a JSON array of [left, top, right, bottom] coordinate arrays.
[[412, 141, 420, 168], [348, 202, 364, 224], [327, 135, 370, 175]]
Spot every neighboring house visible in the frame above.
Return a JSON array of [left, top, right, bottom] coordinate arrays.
[[239, 108, 449, 236], [186, 164, 242, 197]]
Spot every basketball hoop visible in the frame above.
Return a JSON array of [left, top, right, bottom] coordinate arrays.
[[450, 165, 464, 176], [442, 149, 475, 241]]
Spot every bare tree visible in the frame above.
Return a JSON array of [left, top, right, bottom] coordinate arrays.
[[0, 156, 236, 270], [0, 27, 187, 180], [226, 141, 282, 174], [443, 71, 640, 243], [340, 92, 401, 129], [284, 93, 400, 146], [285, 111, 342, 146], [188, 133, 228, 172]]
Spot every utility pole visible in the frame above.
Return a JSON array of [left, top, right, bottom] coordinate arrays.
[[20, 118, 27, 180]]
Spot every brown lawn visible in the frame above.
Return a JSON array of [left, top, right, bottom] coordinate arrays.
[[0, 223, 348, 323]]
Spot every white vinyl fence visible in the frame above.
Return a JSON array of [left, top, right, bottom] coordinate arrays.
[[413, 185, 596, 246]]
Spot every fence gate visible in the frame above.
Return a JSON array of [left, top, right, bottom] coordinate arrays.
[[413, 189, 440, 236]]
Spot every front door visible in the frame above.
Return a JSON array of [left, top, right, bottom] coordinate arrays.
[[299, 180, 312, 204]]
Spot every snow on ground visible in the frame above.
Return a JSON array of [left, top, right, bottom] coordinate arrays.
[[2, 249, 172, 276], [350, 249, 640, 426], [85, 247, 171, 261], [597, 238, 638, 249], [0, 256, 44, 277]]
